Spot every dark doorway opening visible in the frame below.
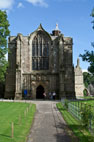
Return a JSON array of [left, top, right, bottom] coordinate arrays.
[[36, 85, 44, 99]]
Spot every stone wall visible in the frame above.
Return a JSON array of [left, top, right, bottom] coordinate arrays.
[[22, 73, 59, 99], [5, 24, 76, 100], [5, 37, 16, 99]]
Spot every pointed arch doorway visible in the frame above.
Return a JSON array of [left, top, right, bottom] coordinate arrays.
[[36, 85, 44, 99]]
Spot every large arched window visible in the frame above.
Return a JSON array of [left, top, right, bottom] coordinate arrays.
[[32, 33, 49, 70]]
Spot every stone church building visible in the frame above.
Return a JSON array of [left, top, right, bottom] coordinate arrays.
[[5, 24, 84, 100]]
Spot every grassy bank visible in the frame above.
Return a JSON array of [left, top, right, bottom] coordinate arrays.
[[57, 103, 94, 142], [71, 99, 94, 105], [0, 102, 36, 142]]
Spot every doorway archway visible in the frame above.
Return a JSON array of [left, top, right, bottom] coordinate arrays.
[[36, 85, 44, 99]]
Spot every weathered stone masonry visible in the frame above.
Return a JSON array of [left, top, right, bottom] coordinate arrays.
[[5, 24, 83, 99]]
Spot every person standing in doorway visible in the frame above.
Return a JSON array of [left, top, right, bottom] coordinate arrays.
[[51, 92, 53, 100], [49, 92, 51, 100], [53, 91, 56, 100], [43, 92, 46, 100], [24, 89, 27, 99]]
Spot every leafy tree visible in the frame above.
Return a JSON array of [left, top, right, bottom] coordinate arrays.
[[83, 72, 94, 88], [0, 10, 10, 82], [80, 8, 94, 74]]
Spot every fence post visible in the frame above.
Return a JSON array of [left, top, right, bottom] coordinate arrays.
[[81, 102, 82, 110], [78, 101, 79, 108], [27, 107, 28, 113], [30, 103, 32, 108], [78, 101, 80, 119], [89, 105, 92, 130], [24, 110, 26, 117], [19, 115, 21, 125], [81, 102, 82, 120], [11, 122, 14, 138]]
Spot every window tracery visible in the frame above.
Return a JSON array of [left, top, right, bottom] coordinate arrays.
[[32, 34, 49, 70]]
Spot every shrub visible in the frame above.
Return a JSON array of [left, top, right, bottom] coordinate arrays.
[[83, 89, 88, 97], [63, 99, 69, 109], [80, 104, 91, 128]]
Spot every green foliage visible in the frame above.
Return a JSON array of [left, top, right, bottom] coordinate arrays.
[[83, 72, 94, 88], [0, 59, 8, 82], [80, 104, 91, 127], [63, 99, 69, 109], [83, 89, 88, 97], [80, 8, 94, 75], [91, 8, 94, 29], [0, 10, 10, 82], [57, 103, 94, 142], [0, 10, 10, 48], [80, 50, 94, 75]]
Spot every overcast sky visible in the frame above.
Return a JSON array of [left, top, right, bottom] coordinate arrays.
[[0, 0, 94, 70]]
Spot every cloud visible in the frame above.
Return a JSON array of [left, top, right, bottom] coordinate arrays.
[[0, 0, 14, 10], [17, 2, 24, 8], [26, 0, 48, 7], [82, 69, 88, 72]]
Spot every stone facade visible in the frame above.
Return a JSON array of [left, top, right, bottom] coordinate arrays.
[[5, 24, 76, 99], [74, 58, 84, 97]]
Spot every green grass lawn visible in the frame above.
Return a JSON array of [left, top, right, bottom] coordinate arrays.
[[0, 102, 36, 142], [57, 103, 94, 142]]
